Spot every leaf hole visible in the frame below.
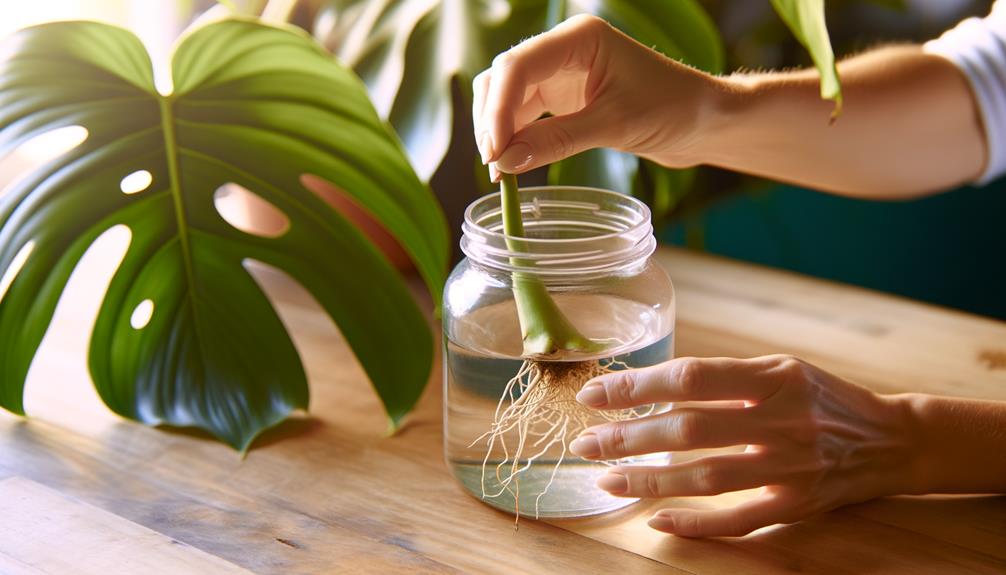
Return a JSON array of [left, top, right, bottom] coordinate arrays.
[[0, 241, 35, 306], [6, 125, 88, 164], [120, 170, 153, 195], [300, 174, 411, 270], [1, 126, 88, 199], [130, 299, 154, 330], [214, 183, 290, 238]]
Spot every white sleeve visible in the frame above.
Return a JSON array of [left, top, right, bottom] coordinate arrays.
[[924, 2, 1006, 185]]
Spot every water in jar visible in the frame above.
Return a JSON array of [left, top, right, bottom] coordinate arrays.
[[444, 293, 673, 518]]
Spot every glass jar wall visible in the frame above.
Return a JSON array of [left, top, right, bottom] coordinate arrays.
[[443, 186, 675, 518]]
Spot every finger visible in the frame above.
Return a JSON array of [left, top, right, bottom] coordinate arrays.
[[481, 14, 609, 161], [576, 356, 786, 410], [513, 88, 548, 133], [495, 110, 606, 173], [569, 406, 766, 460], [478, 77, 541, 149], [597, 452, 771, 498], [648, 493, 791, 538], [472, 70, 492, 164]]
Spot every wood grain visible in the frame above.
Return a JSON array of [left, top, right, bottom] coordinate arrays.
[[0, 477, 253, 575], [2, 245, 1004, 574]]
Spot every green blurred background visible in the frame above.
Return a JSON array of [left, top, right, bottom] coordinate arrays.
[[662, 181, 1006, 319]]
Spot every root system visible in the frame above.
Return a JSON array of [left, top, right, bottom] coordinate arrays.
[[470, 358, 654, 520]]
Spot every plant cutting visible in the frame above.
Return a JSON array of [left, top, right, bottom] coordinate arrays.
[[469, 173, 659, 517], [445, 178, 673, 519]]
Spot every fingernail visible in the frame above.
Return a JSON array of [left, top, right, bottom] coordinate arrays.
[[496, 141, 533, 172], [647, 515, 676, 532], [489, 163, 501, 183], [576, 383, 607, 407], [569, 433, 601, 458], [596, 472, 628, 495], [478, 132, 493, 164]]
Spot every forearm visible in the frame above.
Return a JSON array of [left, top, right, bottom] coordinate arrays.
[[897, 393, 1006, 494], [695, 46, 987, 199]]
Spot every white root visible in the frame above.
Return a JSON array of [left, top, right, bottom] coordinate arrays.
[[469, 358, 654, 519]]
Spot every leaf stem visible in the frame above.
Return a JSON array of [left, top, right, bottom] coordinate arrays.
[[499, 173, 601, 357]]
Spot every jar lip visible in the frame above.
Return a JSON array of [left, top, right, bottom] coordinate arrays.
[[460, 185, 656, 277], [463, 185, 653, 245]]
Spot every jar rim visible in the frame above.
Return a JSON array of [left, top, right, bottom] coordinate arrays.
[[464, 186, 653, 244], [460, 185, 656, 277]]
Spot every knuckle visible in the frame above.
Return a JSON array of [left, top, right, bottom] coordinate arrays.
[[491, 49, 519, 71], [546, 122, 576, 160], [676, 514, 702, 536], [692, 461, 723, 495], [672, 411, 703, 446], [609, 377, 637, 405], [472, 69, 489, 89], [606, 423, 629, 456], [644, 472, 662, 497], [566, 13, 609, 34], [674, 357, 703, 396], [774, 354, 808, 381]]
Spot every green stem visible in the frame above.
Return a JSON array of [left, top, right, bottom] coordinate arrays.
[[500, 173, 601, 357]]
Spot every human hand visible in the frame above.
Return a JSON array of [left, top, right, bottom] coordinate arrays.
[[472, 14, 717, 181], [569, 355, 914, 537]]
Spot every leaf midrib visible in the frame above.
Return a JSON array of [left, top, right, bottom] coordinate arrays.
[[158, 94, 209, 378]]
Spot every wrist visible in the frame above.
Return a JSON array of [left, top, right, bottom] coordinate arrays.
[[690, 72, 759, 166], [893, 393, 1006, 494], [886, 392, 935, 495]]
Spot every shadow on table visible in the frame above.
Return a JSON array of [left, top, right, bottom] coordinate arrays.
[[153, 414, 324, 451], [724, 494, 1006, 572], [565, 493, 1006, 574], [0, 420, 78, 483]]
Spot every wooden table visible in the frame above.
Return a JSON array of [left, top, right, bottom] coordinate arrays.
[[2, 246, 1004, 574]]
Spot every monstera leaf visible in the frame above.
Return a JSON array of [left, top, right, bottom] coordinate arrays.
[[0, 18, 448, 450]]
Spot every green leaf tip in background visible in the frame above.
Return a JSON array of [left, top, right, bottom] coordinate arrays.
[[0, 18, 448, 450], [770, 0, 843, 117]]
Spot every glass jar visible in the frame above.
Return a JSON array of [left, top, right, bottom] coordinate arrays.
[[443, 186, 675, 518]]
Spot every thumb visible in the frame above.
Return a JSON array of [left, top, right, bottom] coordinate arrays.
[[495, 109, 609, 173]]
